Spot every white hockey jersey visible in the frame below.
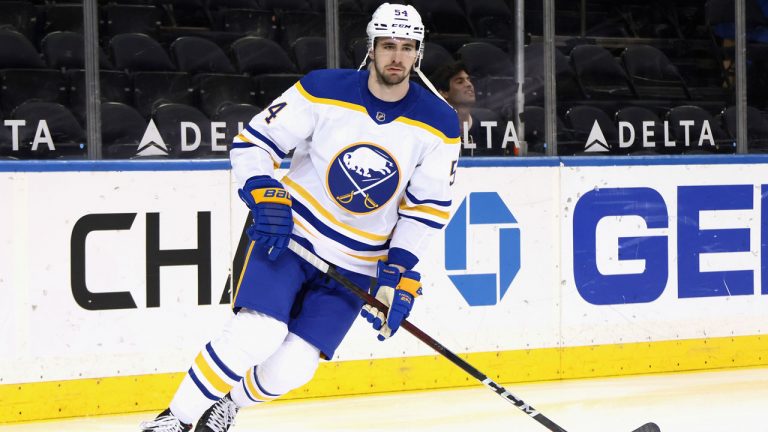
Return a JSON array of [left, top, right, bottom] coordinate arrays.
[[231, 69, 460, 276]]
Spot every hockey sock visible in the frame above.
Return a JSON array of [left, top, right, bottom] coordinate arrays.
[[230, 332, 320, 408], [169, 309, 288, 424]]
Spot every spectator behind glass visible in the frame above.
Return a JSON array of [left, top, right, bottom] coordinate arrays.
[[714, 0, 768, 44], [713, 0, 768, 108], [430, 61, 506, 156]]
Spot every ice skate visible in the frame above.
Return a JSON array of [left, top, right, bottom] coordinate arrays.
[[194, 394, 239, 432], [139, 408, 192, 432]]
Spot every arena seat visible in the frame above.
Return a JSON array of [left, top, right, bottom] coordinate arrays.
[[171, 36, 235, 74], [0, 29, 45, 69], [152, 102, 213, 158], [614, 106, 663, 154], [0, 1, 38, 42], [665, 104, 734, 154], [565, 104, 620, 155], [101, 101, 146, 158], [253, 73, 302, 107], [102, 4, 162, 39], [232, 37, 298, 74], [621, 44, 691, 100], [11, 101, 85, 159], [457, 42, 513, 78], [42, 31, 113, 70], [110, 33, 176, 72], [0, 69, 65, 116], [66, 69, 132, 123], [718, 105, 768, 151], [212, 8, 275, 38], [214, 102, 262, 146], [569, 44, 637, 100], [132, 71, 193, 117], [195, 73, 255, 118]]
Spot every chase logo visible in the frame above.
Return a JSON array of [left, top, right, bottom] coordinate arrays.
[[327, 143, 400, 214], [444, 192, 520, 306]]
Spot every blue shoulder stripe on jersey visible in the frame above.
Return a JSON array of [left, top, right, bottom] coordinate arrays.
[[399, 83, 460, 140], [188, 368, 218, 401], [299, 69, 363, 106], [405, 189, 451, 207], [205, 342, 241, 382], [245, 124, 287, 159], [292, 199, 391, 252], [399, 213, 445, 229], [231, 142, 255, 149]]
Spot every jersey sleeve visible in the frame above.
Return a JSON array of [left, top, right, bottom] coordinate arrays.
[[230, 80, 316, 187], [389, 130, 461, 270]]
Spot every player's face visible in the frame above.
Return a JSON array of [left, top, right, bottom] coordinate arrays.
[[371, 37, 418, 86], [447, 71, 475, 107]]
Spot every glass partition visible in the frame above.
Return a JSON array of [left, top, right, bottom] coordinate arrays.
[[95, 0, 326, 159], [0, 0, 760, 159], [0, 1, 87, 159], [537, 0, 735, 156], [741, 0, 768, 152]]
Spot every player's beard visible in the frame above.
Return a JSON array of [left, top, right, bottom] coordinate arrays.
[[373, 61, 410, 86]]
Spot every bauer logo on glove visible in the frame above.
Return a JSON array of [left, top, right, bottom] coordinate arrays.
[[360, 261, 422, 341], [238, 176, 294, 261]]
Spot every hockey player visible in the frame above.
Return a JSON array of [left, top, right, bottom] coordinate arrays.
[[140, 3, 460, 431]]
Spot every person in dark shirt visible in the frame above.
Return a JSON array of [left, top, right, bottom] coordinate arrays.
[[430, 61, 512, 156]]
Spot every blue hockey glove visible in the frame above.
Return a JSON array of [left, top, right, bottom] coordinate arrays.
[[360, 261, 422, 341], [238, 176, 293, 261]]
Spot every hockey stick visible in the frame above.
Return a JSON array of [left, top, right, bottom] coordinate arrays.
[[286, 239, 660, 432]]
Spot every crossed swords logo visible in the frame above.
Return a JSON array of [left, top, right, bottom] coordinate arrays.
[[335, 159, 397, 209]]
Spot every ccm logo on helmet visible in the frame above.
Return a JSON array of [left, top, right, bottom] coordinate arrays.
[[392, 24, 411, 28]]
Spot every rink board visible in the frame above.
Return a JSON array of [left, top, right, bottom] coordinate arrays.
[[2, 157, 768, 422]]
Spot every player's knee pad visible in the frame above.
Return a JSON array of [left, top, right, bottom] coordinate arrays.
[[210, 309, 288, 374], [257, 333, 320, 395]]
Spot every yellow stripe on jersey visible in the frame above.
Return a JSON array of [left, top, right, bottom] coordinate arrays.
[[295, 82, 368, 115], [399, 203, 450, 220], [395, 116, 461, 145], [282, 176, 390, 242], [194, 353, 231, 395], [294, 218, 387, 263]]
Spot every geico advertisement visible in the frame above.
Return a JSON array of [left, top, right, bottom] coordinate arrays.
[[560, 164, 768, 346]]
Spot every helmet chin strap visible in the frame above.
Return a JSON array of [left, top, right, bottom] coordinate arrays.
[[415, 67, 451, 107]]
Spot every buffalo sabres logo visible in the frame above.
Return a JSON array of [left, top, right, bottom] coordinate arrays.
[[327, 143, 400, 214]]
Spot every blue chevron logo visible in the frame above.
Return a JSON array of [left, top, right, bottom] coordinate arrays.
[[444, 192, 521, 306]]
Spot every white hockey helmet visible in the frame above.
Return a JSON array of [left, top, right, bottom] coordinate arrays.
[[362, 3, 426, 69]]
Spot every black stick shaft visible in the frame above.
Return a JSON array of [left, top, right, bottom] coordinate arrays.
[[287, 240, 567, 432]]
